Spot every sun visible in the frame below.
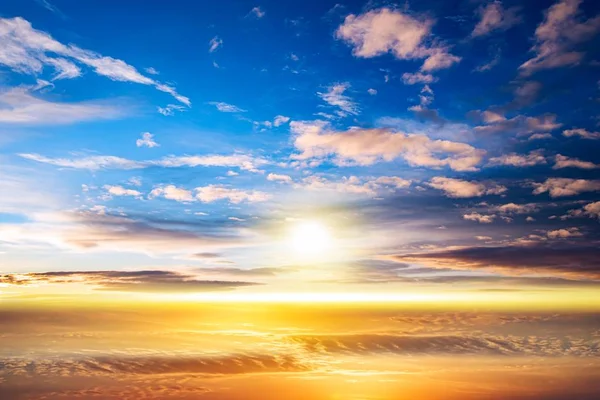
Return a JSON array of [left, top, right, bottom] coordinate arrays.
[[288, 220, 332, 255]]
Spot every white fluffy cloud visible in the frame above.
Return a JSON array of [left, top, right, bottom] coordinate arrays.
[[335, 8, 460, 72], [519, 0, 600, 75], [532, 178, 600, 197], [428, 177, 507, 198], [149, 185, 194, 202], [136, 132, 159, 148], [290, 122, 485, 171], [195, 185, 271, 203], [297, 175, 411, 196], [267, 173, 293, 183], [150, 184, 271, 204], [0, 17, 189, 105], [104, 185, 142, 198]]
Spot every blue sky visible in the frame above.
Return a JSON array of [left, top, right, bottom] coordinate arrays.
[[1, 0, 600, 296]]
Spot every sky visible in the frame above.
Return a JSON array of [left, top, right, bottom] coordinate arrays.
[[0, 0, 600, 398]]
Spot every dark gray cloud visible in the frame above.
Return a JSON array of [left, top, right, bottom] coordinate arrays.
[[393, 244, 600, 279], [0, 270, 260, 292]]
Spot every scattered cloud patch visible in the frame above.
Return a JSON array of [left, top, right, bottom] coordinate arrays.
[[136, 132, 159, 148], [428, 177, 507, 198], [532, 178, 600, 197], [209, 101, 246, 113]]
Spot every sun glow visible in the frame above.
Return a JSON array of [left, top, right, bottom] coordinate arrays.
[[288, 220, 332, 256]]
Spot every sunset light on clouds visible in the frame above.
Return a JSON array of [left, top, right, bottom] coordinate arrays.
[[1, 0, 600, 399]]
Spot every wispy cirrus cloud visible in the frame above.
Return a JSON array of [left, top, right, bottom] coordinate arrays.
[[0, 270, 259, 292], [19, 152, 268, 172], [519, 0, 600, 76], [0, 87, 125, 125], [392, 244, 600, 279], [317, 83, 358, 116], [471, 1, 522, 38], [209, 36, 223, 53], [0, 17, 190, 106], [208, 101, 247, 113]]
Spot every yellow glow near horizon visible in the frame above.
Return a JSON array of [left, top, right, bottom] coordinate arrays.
[[288, 220, 332, 256]]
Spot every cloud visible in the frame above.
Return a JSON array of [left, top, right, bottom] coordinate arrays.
[[195, 185, 271, 203], [317, 83, 358, 116], [0, 270, 259, 292], [136, 132, 159, 148], [296, 175, 411, 196], [157, 104, 186, 116], [20, 153, 142, 169], [428, 177, 507, 198], [471, 1, 522, 37], [267, 173, 293, 183], [367, 88, 377, 95], [149, 184, 270, 204], [0, 210, 247, 254], [532, 178, 600, 197], [563, 128, 600, 139], [553, 154, 599, 169], [209, 36, 223, 53], [335, 8, 460, 72], [473, 50, 501, 72], [463, 212, 496, 223], [145, 67, 159, 75], [0, 17, 189, 105], [289, 332, 599, 357], [249, 6, 265, 18], [546, 227, 583, 239], [393, 244, 600, 279], [0, 87, 124, 125], [495, 202, 540, 214], [149, 185, 194, 202], [566, 201, 600, 219], [208, 101, 246, 113], [291, 122, 485, 171], [401, 72, 437, 85], [519, 0, 600, 75], [474, 113, 562, 136], [104, 185, 142, 198], [20, 153, 267, 172], [273, 115, 290, 127], [487, 150, 546, 167]]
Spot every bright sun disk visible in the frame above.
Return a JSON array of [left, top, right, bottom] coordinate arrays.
[[289, 220, 332, 255]]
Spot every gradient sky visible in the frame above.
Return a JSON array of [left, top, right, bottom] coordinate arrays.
[[0, 0, 600, 303], [1, 1, 600, 399]]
